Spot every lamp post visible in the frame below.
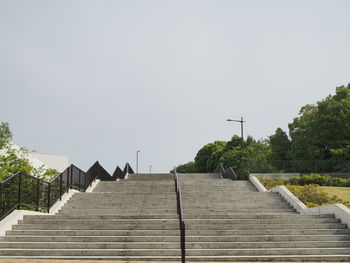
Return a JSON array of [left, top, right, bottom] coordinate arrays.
[[226, 117, 245, 159], [149, 165, 152, 174], [136, 150, 141, 173]]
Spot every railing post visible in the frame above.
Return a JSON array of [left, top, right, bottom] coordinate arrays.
[[17, 172, 22, 210], [0, 182, 3, 216], [78, 170, 81, 189], [174, 171, 186, 263], [181, 221, 186, 263], [59, 173, 63, 200], [47, 182, 51, 213], [84, 171, 87, 190], [67, 168, 70, 193], [36, 178, 40, 211], [70, 165, 73, 188]]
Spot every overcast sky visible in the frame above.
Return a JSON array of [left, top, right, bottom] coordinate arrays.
[[0, 0, 349, 173]]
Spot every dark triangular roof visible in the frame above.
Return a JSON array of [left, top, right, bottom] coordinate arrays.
[[123, 163, 134, 174], [86, 161, 114, 181], [112, 166, 125, 179]]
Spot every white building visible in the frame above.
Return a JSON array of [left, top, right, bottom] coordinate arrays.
[[30, 152, 69, 173], [0, 143, 69, 173]]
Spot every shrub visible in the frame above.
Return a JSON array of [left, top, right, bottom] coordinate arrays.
[[258, 175, 350, 208], [288, 173, 350, 187], [259, 174, 350, 188], [258, 177, 289, 190], [286, 184, 350, 208], [285, 184, 339, 207]]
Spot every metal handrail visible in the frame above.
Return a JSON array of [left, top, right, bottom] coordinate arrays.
[[1, 172, 20, 183], [2, 171, 51, 184], [0, 164, 97, 220], [174, 171, 186, 263]]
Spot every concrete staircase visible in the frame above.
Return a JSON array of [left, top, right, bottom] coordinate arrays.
[[1, 172, 350, 261], [0, 173, 180, 260], [179, 173, 350, 261]]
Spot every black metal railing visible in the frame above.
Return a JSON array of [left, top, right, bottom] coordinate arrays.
[[0, 164, 95, 220], [174, 171, 186, 263]]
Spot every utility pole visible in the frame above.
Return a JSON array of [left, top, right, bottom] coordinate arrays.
[[136, 150, 141, 173], [226, 117, 246, 159]]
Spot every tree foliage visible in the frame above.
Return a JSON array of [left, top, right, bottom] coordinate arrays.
[[0, 149, 33, 180], [0, 123, 59, 181], [174, 161, 196, 173], [288, 84, 350, 171], [173, 83, 350, 175], [269, 128, 291, 160], [0, 122, 12, 149], [194, 141, 226, 172], [175, 136, 272, 178]]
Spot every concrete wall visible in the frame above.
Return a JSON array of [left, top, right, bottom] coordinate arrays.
[[250, 173, 301, 179]]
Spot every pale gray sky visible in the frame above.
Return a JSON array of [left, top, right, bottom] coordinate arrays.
[[1, 0, 349, 173]]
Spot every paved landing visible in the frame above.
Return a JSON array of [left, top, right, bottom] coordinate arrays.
[[0, 260, 332, 263]]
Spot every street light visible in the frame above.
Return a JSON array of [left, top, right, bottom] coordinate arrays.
[[226, 117, 245, 159], [136, 150, 141, 173], [149, 165, 152, 174]]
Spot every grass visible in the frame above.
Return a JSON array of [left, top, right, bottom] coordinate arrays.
[[320, 186, 350, 203]]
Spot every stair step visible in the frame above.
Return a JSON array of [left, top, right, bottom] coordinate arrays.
[[3, 234, 350, 242], [2, 173, 349, 261]]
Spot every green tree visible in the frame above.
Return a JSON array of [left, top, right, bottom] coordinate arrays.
[[169, 83, 350, 175], [208, 136, 272, 177], [0, 122, 12, 149], [288, 84, 350, 171], [316, 85, 350, 159], [269, 128, 291, 160], [173, 161, 196, 173], [215, 135, 242, 171], [289, 104, 319, 161], [42, 168, 60, 180], [243, 137, 273, 174], [194, 141, 227, 172], [0, 123, 59, 181], [330, 146, 350, 161], [0, 148, 33, 181]]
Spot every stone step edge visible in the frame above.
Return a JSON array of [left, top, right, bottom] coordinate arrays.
[[1, 240, 350, 244], [4, 234, 350, 237], [1, 248, 350, 253], [0, 255, 349, 261]]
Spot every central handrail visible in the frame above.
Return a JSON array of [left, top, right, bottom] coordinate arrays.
[[174, 170, 185, 263]]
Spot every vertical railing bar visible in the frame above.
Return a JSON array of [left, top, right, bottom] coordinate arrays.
[[36, 178, 40, 211], [59, 173, 63, 200], [84, 170, 87, 190], [70, 165, 73, 189], [78, 170, 81, 189], [47, 182, 51, 213], [66, 168, 70, 193], [0, 182, 3, 217], [17, 172, 22, 210]]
